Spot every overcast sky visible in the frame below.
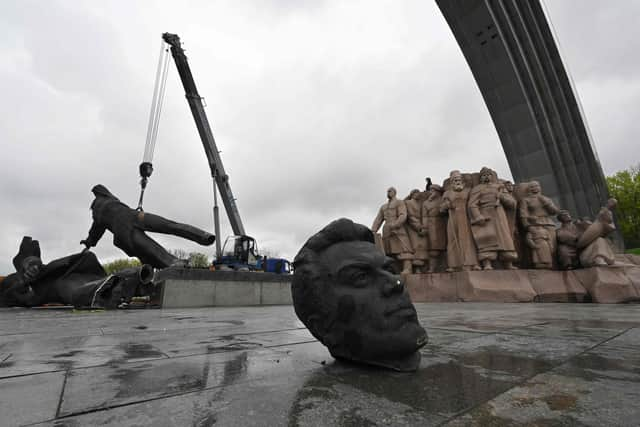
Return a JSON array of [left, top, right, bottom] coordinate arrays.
[[1, 1, 638, 273]]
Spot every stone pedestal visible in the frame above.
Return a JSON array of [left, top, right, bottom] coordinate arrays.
[[573, 267, 640, 304], [404, 274, 457, 302], [406, 267, 640, 304], [527, 270, 587, 303], [457, 270, 536, 302]]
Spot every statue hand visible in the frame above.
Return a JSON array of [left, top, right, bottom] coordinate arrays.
[[80, 239, 93, 248]]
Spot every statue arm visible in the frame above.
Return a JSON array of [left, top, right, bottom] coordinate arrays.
[[439, 195, 451, 213], [499, 191, 517, 209], [408, 207, 422, 231], [83, 222, 107, 247], [525, 232, 537, 249], [391, 201, 408, 228], [541, 196, 560, 215], [371, 208, 384, 232], [519, 199, 530, 227], [467, 190, 485, 225]]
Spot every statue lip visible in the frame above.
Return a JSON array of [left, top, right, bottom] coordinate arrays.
[[384, 303, 416, 317]]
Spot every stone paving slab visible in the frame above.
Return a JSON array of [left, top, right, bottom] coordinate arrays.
[[1, 304, 639, 426]]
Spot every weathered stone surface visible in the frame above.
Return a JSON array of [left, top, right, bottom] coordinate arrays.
[[406, 273, 457, 302], [623, 265, 640, 296], [457, 270, 536, 302], [573, 266, 640, 303], [527, 270, 587, 303]]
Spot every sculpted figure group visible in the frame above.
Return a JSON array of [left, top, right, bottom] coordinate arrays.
[[372, 168, 618, 273]]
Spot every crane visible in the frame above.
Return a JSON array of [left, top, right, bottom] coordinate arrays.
[[137, 33, 289, 273]]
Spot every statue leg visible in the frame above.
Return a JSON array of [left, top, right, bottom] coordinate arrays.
[[478, 251, 496, 270], [500, 251, 519, 270], [138, 213, 215, 246], [131, 230, 180, 268]]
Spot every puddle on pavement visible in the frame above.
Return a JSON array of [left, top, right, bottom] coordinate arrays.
[[561, 352, 640, 382], [118, 343, 165, 361]]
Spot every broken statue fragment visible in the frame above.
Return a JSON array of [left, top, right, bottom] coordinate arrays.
[[292, 218, 428, 372]]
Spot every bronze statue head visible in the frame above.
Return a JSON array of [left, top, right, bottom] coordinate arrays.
[[292, 218, 427, 371]]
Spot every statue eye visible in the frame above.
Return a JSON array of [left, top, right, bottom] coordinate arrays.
[[346, 269, 369, 287]]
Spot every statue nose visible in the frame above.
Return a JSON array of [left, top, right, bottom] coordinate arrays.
[[382, 276, 404, 296]]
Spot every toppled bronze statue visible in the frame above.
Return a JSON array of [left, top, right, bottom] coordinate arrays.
[[0, 236, 153, 308], [292, 218, 428, 371], [82, 185, 215, 268]]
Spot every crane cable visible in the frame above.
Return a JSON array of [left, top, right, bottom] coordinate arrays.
[[137, 39, 171, 211]]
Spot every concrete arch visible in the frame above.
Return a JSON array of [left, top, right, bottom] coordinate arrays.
[[436, 0, 608, 219]]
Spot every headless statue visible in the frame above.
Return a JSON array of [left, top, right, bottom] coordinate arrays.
[[82, 185, 215, 268]]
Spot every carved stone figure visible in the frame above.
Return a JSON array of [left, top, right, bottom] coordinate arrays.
[[422, 185, 447, 273], [577, 199, 618, 267], [371, 187, 414, 274], [467, 167, 518, 270], [0, 236, 153, 308], [556, 210, 579, 270], [519, 181, 560, 266], [440, 171, 479, 272], [291, 218, 428, 371], [82, 185, 215, 268], [525, 225, 554, 269], [405, 189, 428, 272]]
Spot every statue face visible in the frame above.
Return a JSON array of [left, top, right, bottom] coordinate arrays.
[[504, 181, 514, 192], [451, 176, 464, 191], [316, 241, 427, 364], [558, 211, 572, 223], [22, 257, 42, 282], [386, 188, 396, 200], [529, 182, 541, 194], [479, 171, 491, 184]]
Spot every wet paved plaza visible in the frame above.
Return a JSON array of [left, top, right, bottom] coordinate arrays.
[[1, 303, 639, 426]]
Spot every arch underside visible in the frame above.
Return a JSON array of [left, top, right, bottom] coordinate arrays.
[[437, 0, 608, 219]]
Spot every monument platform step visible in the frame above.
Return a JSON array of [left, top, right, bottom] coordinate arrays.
[[406, 266, 640, 304]]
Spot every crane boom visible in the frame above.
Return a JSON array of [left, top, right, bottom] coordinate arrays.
[[162, 32, 245, 236]]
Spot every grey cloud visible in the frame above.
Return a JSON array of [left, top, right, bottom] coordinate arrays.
[[1, 0, 637, 273]]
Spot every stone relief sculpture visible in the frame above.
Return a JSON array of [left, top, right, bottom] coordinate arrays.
[[291, 218, 428, 371], [440, 171, 479, 272], [0, 236, 153, 308], [371, 169, 620, 273], [82, 185, 215, 269], [421, 185, 447, 273], [405, 189, 429, 273], [519, 181, 560, 267], [556, 210, 580, 270], [371, 187, 414, 275], [576, 199, 618, 267], [525, 225, 554, 269], [467, 167, 518, 270]]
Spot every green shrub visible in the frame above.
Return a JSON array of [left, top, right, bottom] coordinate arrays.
[[102, 258, 141, 274], [606, 164, 640, 248]]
